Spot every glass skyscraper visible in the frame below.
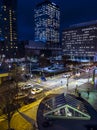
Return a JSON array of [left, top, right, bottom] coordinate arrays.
[[0, 0, 18, 58], [34, 0, 60, 47]]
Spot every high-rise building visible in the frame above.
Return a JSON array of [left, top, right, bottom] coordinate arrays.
[[34, 0, 60, 47], [62, 21, 97, 62], [0, 0, 19, 58]]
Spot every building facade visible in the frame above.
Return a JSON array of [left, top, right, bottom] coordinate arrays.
[[62, 21, 97, 62], [0, 0, 19, 58], [34, 0, 60, 48], [25, 40, 62, 58]]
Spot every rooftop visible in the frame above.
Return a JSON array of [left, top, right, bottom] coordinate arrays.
[[37, 93, 97, 130]]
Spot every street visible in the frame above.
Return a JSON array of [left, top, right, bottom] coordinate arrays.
[[0, 71, 97, 130]]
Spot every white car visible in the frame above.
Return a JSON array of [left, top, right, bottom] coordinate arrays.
[[31, 87, 43, 94], [62, 73, 71, 78], [22, 84, 33, 90]]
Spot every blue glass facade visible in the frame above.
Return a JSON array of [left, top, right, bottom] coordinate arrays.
[[34, 1, 60, 47]]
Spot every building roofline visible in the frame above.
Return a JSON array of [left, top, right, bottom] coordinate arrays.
[[36, 0, 60, 9], [62, 20, 97, 31], [70, 20, 97, 28]]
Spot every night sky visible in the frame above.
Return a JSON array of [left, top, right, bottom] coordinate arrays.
[[18, 0, 97, 40]]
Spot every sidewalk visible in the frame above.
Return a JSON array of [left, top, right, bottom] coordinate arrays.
[[80, 90, 97, 111], [69, 82, 97, 111]]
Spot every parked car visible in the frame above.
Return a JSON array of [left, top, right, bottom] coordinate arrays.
[[24, 97, 36, 105], [14, 92, 27, 100], [31, 87, 43, 94]]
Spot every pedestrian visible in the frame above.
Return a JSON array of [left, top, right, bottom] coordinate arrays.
[[77, 104, 81, 110], [75, 86, 78, 95], [61, 80, 63, 86], [87, 88, 90, 98], [78, 92, 81, 98]]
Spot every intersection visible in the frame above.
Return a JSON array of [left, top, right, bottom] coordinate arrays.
[[0, 71, 97, 130]]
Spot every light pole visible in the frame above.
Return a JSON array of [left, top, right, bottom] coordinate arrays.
[[88, 70, 90, 83], [92, 68, 97, 89], [8, 65, 11, 72], [66, 77, 69, 92]]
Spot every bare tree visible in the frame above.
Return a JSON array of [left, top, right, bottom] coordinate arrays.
[[0, 79, 19, 130], [0, 63, 29, 130]]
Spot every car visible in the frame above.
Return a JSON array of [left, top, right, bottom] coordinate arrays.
[[24, 97, 36, 105], [21, 84, 33, 90], [31, 87, 43, 94], [14, 92, 27, 100], [41, 76, 46, 81], [62, 73, 71, 78]]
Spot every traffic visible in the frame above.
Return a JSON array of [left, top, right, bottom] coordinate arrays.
[[13, 65, 94, 109]]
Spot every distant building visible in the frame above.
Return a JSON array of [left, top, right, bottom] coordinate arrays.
[[18, 40, 26, 58], [25, 40, 62, 57], [34, 0, 60, 48], [0, 0, 19, 58], [25, 41, 46, 57], [62, 21, 97, 62]]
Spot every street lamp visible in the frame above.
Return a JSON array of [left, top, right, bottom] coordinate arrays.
[[22, 67, 25, 71], [8, 65, 11, 72], [88, 71, 90, 83]]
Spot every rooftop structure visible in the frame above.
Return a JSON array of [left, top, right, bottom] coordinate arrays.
[[37, 93, 97, 130]]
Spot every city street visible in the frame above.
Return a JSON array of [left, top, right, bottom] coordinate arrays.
[[31, 72, 93, 92], [0, 72, 97, 130], [1, 0, 97, 129]]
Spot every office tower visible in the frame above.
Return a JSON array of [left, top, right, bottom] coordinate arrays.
[[62, 21, 97, 62], [0, 0, 18, 58], [34, 0, 60, 47]]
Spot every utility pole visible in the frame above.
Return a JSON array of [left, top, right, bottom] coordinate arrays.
[[88, 71, 90, 83], [92, 68, 97, 89]]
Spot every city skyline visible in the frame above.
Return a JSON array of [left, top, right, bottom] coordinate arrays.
[[18, 0, 97, 40]]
